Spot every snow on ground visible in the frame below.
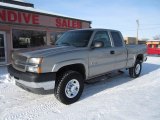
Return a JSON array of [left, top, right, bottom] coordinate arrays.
[[0, 56, 160, 120]]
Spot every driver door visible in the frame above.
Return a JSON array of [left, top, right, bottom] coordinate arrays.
[[88, 31, 115, 77]]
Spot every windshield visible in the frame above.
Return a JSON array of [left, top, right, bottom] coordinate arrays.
[[55, 30, 93, 47]]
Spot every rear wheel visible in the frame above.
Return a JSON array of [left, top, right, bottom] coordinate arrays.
[[129, 61, 142, 78], [54, 71, 84, 104]]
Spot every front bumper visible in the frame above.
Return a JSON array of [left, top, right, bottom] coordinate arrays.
[[8, 65, 56, 94]]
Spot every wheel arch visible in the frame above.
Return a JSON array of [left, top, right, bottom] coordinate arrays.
[[54, 63, 87, 80], [136, 54, 144, 62]]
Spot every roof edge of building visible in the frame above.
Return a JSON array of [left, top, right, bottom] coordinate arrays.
[[0, 2, 91, 23]]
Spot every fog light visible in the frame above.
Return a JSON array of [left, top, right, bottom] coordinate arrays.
[[27, 66, 42, 73], [27, 66, 38, 72]]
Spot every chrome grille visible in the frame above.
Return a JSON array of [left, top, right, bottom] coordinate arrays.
[[14, 63, 25, 70], [13, 54, 27, 62]]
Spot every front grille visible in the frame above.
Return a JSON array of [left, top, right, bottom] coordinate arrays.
[[12, 53, 28, 71], [13, 63, 26, 70]]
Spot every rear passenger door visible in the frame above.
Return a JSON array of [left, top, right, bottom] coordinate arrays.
[[109, 31, 127, 70]]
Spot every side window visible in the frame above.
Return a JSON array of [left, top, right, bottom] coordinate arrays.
[[50, 32, 64, 45], [110, 31, 123, 47], [93, 31, 112, 48], [148, 44, 152, 48], [155, 44, 160, 48]]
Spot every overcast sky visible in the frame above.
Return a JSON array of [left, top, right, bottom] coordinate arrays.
[[27, 0, 160, 39]]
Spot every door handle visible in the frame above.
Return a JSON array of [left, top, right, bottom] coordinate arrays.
[[110, 50, 115, 54]]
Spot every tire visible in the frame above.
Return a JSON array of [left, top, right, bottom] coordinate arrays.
[[129, 61, 142, 78], [54, 70, 84, 104]]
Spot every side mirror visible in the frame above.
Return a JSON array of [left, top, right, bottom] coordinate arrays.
[[92, 41, 104, 49]]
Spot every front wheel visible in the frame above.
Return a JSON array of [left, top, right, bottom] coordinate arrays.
[[129, 61, 142, 78], [54, 71, 84, 104]]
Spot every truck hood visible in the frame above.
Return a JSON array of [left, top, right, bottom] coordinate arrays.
[[14, 45, 85, 58]]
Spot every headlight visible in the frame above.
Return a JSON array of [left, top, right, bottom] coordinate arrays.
[[27, 66, 38, 72], [28, 58, 43, 64], [27, 57, 43, 73]]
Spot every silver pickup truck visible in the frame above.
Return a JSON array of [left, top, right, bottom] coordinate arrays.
[[8, 28, 147, 104]]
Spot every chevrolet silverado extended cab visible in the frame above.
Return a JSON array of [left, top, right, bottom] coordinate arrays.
[[8, 29, 147, 104]]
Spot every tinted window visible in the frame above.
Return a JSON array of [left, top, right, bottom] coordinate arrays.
[[155, 44, 160, 48], [12, 29, 47, 48], [0, 34, 5, 62], [111, 31, 123, 47], [148, 44, 152, 48], [93, 31, 111, 48], [56, 30, 93, 47]]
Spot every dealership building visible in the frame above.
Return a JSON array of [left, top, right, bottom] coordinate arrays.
[[0, 0, 91, 65]]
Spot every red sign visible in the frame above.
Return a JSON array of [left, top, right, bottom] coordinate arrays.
[[0, 9, 84, 29], [56, 18, 81, 29], [0, 9, 39, 24]]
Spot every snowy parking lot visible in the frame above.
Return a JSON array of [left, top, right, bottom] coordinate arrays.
[[0, 56, 160, 120]]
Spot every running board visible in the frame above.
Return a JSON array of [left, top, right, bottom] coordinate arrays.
[[85, 70, 124, 84]]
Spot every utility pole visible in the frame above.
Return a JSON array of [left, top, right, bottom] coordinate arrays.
[[136, 19, 139, 44]]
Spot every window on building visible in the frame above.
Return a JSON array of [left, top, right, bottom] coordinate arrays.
[[50, 32, 56, 45], [50, 32, 64, 45], [110, 31, 123, 47], [12, 29, 47, 48]]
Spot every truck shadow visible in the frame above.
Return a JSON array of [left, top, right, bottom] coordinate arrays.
[[81, 72, 132, 101], [141, 63, 160, 75], [80, 62, 160, 101]]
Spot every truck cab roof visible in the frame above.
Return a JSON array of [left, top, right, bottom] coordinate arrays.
[[68, 28, 121, 33]]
